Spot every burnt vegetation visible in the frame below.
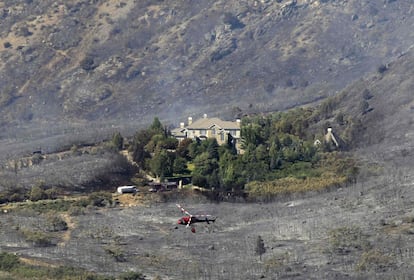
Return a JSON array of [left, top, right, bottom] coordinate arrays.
[[0, 0, 413, 279]]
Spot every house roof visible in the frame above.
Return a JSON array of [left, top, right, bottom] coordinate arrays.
[[186, 117, 240, 130], [171, 127, 187, 137]]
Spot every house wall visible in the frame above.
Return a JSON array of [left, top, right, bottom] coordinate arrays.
[[172, 117, 241, 149], [186, 128, 235, 145]]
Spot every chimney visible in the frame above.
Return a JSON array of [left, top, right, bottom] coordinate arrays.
[[203, 113, 208, 119], [188, 117, 193, 125], [325, 127, 339, 147], [180, 122, 185, 128]]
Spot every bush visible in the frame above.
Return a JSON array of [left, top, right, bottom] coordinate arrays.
[[356, 249, 395, 272], [21, 230, 54, 247], [45, 213, 68, 232], [0, 252, 20, 271], [223, 12, 245, 29], [118, 271, 146, 280], [87, 192, 113, 207], [29, 185, 47, 202], [377, 64, 388, 74], [80, 56, 98, 71], [3, 41, 12, 48]]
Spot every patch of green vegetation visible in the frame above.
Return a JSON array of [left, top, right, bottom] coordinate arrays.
[[9, 191, 114, 214], [45, 213, 68, 232], [0, 252, 147, 279], [0, 252, 115, 280], [16, 199, 73, 213], [86, 191, 113, 207], [246, 174, 347, 198], [130, 109, 359, 197], [0, 252, 20, 271], [20, 229, 54, 247], [272, 161, 322, 179]]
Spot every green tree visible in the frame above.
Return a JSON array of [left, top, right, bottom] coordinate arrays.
[[192, 152, 219, 188], [173, 157, 189, 175], [226, 133, 238, 155], [205, 138, 219, 160], [269, 140, 280, 170], [149, 149, 173, 180], [129, 129, 152, 167], [111, 132, 124, 151], [188, 139, 201, 160], [176, 138, 193, 159], [29, 183, 47, 201], [150, 117, 164, 134], [241, 123, 264, 148], [219, 152, 245, 190]]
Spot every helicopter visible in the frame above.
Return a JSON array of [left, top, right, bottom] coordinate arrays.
[[176, 204, 216, 233]]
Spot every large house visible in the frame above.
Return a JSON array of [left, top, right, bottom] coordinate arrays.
[[172, 114, 241, 149]]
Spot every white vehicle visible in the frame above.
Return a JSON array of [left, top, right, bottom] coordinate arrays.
[[117, 185, 138, 194]]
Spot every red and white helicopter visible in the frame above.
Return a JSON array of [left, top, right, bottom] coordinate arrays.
[[176, 204, 216, 233]]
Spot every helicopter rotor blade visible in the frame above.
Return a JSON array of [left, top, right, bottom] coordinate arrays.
[[176, 204, 192, 216]]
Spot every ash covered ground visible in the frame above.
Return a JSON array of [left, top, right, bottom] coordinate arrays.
[[1, 164, 414, 280]]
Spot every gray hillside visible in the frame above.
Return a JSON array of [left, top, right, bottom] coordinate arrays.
[[0, 0, 413, 145]]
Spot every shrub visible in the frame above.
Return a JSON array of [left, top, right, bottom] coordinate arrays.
[[356, 249, 395, 272], [0, 252, 20, 271], [223, 12, 245, 29], [111, 132, 124, 151], [44, 187, 59, 200], [80, 56, 98, 71], [45, 213, 68, 232], [3, 41, 12, 48], [29, 184, 47, 201], [119, 271, 146, 280], [21, 230, 54, 247], [87, 192, 113, 207], [377, 64, 388, 74]]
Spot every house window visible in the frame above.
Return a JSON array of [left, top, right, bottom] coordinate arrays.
[[211, 128, 216, 135], [200, 129, 206, 135], [220, 133, 224, 141]]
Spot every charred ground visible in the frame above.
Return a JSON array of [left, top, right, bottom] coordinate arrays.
[[1, 0, 414, 143], [0, 1, 414, 279]]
